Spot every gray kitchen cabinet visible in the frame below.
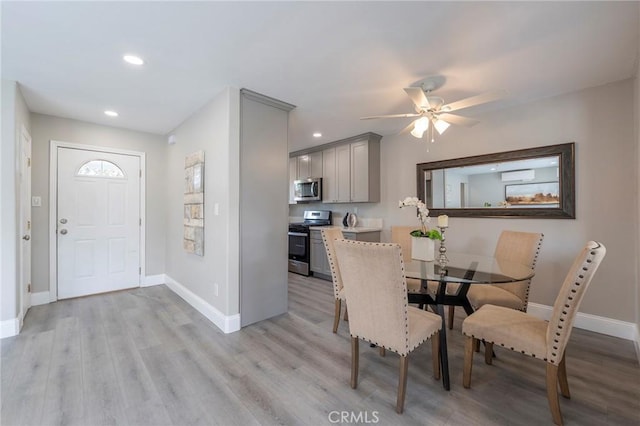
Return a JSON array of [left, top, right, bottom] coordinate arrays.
[[350, 139, 379, 202], [290, 151, 322, 205], [297, 151, 323, 179], [310, 228, 381, 281], [309, 229, 330, 277], [290, 133, 378, 204], [289, 156, 297, 204], [322, 144, 351, 203], [318, 134, 379, 203]]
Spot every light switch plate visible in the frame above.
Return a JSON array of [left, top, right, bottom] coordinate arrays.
[[31, 196, 42, 207]]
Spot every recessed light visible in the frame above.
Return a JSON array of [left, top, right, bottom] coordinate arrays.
[[490, 167, 497, 171], [123, 55, 144, 65], [313, 132, 322, 138], [104, 110, 119, 117]]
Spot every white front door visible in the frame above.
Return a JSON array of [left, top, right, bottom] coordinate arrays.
[[19, 126, 32, 323], [57, 147, 141, 299]]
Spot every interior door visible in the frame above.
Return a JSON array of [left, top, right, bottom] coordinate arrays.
[[19, 127, 32, 322], [57, 147, 141, 299]]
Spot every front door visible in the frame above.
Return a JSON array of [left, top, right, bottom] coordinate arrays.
[[57, 147, 141, 299]]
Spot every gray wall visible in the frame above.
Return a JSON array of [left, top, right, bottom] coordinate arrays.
[[636, 18, 640, 339], [29, 114, 167, 295], [1, 81, 31, 322], [165, 87, 240, 316], [291, 79, 637, 323]]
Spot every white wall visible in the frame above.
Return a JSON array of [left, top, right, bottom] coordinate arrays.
[[29, 113, 167, 294], [1, 81, 30, 324], [292, 79, 637, 323], [165, 87, 240, 317]]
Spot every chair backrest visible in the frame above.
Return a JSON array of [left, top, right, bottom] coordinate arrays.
[[546, 241, 606, 365], [321, 228, 345, 298], [391, 226, 414, 263], [334, 240, 411, 355], [493, 230, 544, 309]]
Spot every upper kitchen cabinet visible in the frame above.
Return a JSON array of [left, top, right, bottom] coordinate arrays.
[[289, 151, 323, 204], [322, 144, 351, 203], [321, 133, 380, 203], [297, 151, 323, 179], [288, 157, 297, 204], [291, 132, 381, 204]]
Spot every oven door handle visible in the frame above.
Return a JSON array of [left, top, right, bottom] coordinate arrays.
[[288, 232, 308, 237]]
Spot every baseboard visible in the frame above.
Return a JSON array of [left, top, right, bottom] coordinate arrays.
[[164, 275, 240, 334], [527, 302, 637, 340], [31, 291, 51, 306], [142, 274, 166, 287], [0, 317, 20, 339]]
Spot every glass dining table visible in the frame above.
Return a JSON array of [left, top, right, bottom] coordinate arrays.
[[404, 253, 535, 391]]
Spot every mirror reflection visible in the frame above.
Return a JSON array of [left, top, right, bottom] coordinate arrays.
[[424, 156, 560, 209], [416, 143, 575, 218]]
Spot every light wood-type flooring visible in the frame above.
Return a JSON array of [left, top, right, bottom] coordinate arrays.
[[2, 273, 639, 425]]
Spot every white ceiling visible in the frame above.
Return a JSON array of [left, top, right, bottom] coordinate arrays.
[[2, 2, 638, 151]]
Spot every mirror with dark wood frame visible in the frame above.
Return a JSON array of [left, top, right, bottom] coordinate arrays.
[[416, 143, 575, 218]]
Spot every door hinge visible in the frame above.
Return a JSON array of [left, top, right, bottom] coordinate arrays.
[[27, 284, 31, 293], [139, 169, 142, 178], [27, 158, 31, 167], [27, 220, 31, 230], [139, 267, 142, 275], [139, 218, 142, 226]]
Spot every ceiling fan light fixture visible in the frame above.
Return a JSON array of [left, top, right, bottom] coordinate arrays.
[[411, 117, 429, 138], [433, 118, 450, 135]]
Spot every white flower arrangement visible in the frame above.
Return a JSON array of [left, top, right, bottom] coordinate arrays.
[[398, 197, 441, 239]]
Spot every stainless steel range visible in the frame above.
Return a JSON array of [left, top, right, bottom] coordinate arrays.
[[288, 210, 332, 276]]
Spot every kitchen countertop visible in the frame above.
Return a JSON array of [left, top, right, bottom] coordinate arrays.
[[309, 225, 382, 233]]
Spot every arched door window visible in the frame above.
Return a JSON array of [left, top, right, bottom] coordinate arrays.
[[76, 160, 125, 178]]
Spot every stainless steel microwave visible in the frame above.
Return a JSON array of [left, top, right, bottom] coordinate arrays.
[[293, 178, 322, 202]]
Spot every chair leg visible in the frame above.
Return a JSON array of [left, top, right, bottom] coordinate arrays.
[[396, 355, 409, 414], [333, 299, 341, 333], [558, 353, 571, 399], [484, 342, 494, 365], [447, 305, 455, 329], [463, 336, 474, 388], [379, 347, 386, 357], [546, 363, 564, 426], [344, 306, 349, 321], [431, 331, 440, 380], [351, 337, 359, 389], [474, 338, 481, 352]]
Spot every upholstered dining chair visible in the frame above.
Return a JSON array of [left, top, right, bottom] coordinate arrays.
[[391, 226, 422, 294], [441, 230, 543, 329], [333, 239, 442, 414], [321, 228, 348, 333], [462, 241, 606, 426]]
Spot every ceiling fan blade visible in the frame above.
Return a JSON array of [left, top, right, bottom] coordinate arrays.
[[360, 113, 421, 120], [440, 90, 507, 113], [399, 119, 419, 135], [437, 113, 480, 127], [403, 87, 431, 109]]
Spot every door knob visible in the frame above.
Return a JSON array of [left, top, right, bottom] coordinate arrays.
[[22, 235, 30, 241], [59, 218, 68, 224], [60, 229, 68, 235]]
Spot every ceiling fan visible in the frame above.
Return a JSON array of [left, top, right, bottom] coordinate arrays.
[[361, 77, 506, 141]]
